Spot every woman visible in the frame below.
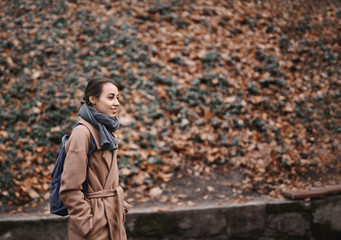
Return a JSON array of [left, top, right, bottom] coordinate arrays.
[[60, 77, 131, 240]]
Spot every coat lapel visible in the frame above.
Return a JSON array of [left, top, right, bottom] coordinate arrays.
[[104, 150, 117, 189]]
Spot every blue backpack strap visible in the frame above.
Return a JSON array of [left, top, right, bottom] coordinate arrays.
[[72, 122, 81, 131], [61, 135, 68, 146]]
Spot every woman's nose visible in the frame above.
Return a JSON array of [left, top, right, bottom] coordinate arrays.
[[114, 98, 120, 106]]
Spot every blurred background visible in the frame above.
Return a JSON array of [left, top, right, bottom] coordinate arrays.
[[0, 0, 340, 212]]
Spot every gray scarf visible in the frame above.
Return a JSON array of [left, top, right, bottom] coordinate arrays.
[[78, 104, 119, 151]]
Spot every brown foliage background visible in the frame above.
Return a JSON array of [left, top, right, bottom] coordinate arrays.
[[0, 0, 340, 206]]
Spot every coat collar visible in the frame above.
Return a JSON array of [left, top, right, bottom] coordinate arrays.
[[78, 116, 102, 150]]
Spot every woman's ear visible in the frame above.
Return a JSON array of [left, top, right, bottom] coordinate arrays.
[[89, 96, 96, 106]]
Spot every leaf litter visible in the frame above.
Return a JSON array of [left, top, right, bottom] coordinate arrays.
[[0, 0, 340, 214]]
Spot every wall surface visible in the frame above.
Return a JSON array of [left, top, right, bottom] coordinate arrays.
[[0, 195, 340, 240]]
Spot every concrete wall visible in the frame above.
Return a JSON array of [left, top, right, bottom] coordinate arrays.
[[1, 195, 340, 240], [126, 195, 341, 240]]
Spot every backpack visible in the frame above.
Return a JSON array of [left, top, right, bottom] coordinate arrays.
[[50, 123, 96, 216]]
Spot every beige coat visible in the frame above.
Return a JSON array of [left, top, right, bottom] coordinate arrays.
[[60, 117, 130, 240]]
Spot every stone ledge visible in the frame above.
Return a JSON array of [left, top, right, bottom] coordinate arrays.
[[0, 195, 340, 240]]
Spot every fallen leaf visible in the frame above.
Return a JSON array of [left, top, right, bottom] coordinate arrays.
[[149, 187, 163, 199]]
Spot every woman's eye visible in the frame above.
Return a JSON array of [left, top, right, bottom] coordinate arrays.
[[108, 95, 119, 100]]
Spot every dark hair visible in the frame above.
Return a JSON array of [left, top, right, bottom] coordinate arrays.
[[82, 77, 118, 106]]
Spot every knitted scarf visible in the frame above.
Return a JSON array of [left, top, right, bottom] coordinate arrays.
[[78, 104, 119, 151]]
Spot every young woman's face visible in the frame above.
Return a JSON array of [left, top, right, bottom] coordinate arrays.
[[90, 83, 120, 118]]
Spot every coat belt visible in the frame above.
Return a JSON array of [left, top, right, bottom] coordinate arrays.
[[86, 188, 118, 199]]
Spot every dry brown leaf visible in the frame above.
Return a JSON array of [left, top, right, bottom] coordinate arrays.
[[149, 187, 163, 199]]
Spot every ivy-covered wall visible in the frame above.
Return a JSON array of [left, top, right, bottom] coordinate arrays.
[[0, 0, 340, 205]]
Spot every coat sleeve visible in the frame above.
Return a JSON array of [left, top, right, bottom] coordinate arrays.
[[60, 125, 93, 237]]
